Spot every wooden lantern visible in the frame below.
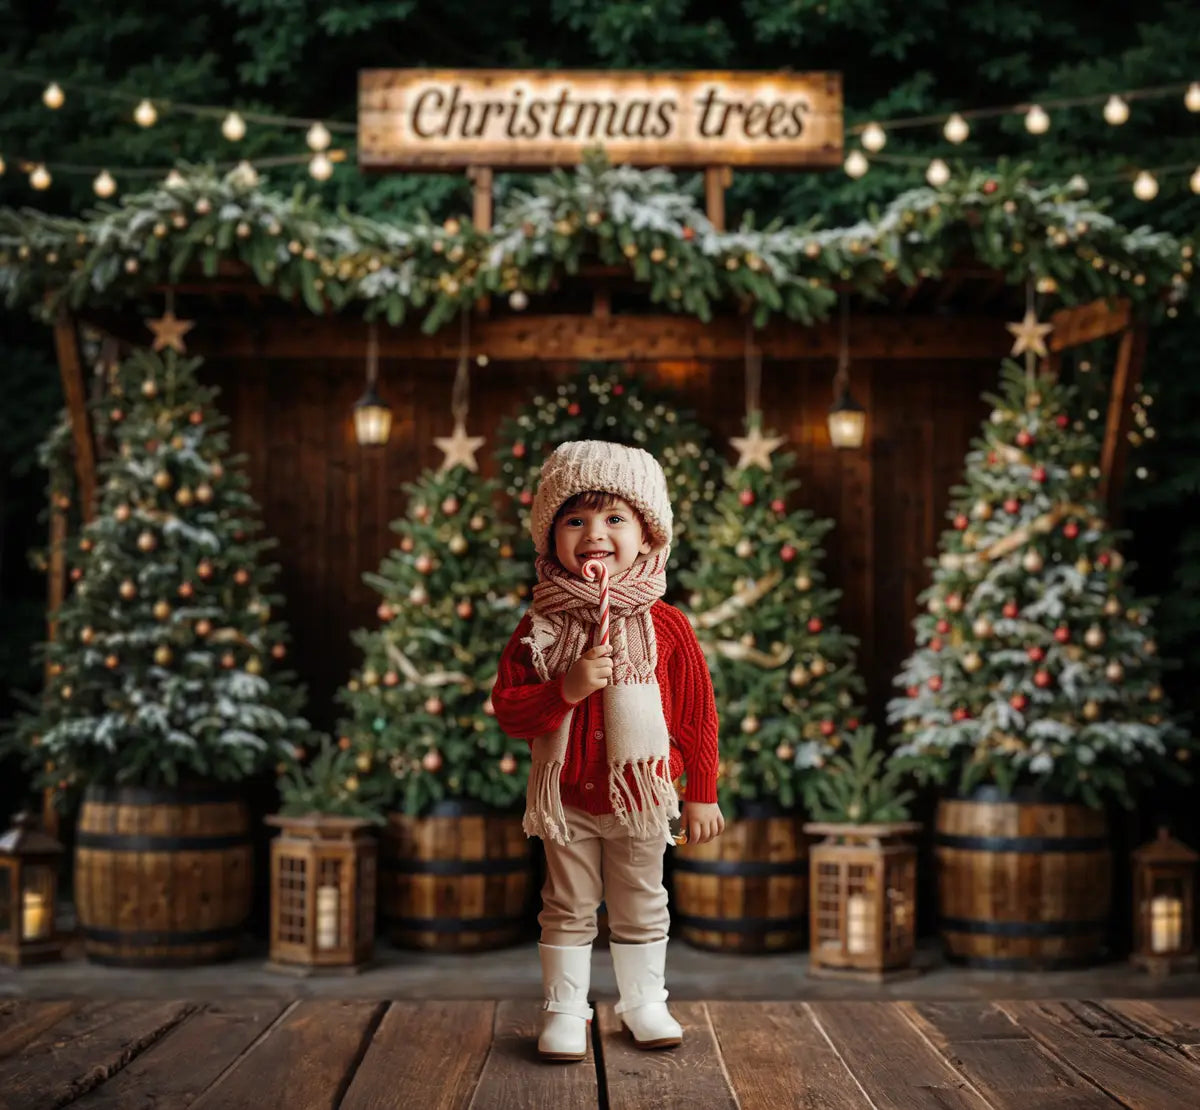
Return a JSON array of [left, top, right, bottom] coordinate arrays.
[[265, 815, 377, 974], [1132, 826, 1197, 975], [0, 812, 64, 966], [804, 821, 920, 981]]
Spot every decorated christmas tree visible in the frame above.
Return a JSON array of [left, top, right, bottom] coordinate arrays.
[[493, 362, 720, 575], [679, 415, 867, 813], [888, 361, 1187, 807], [8, 346, 313, 801], [334, 464, 530, 816]]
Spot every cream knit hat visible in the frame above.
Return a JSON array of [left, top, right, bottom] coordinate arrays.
[[530, 440, 673, 556]]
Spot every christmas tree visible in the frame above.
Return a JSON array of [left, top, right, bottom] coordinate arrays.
[[888, 362, 1187, 807], [334, 465, 530, 816], [493, 362, 720, 576], [679, 417, 867, 812], [9, 348, 313, 801]]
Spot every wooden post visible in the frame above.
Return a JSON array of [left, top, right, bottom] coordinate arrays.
[[52, 311, 97, 521], [469, 167, 493, 232], [1098, 322, 1146, 525], [704, 166, 732, 231], [41, 504, 67, 837]]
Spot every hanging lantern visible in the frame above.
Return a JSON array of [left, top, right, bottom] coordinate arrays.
[[265, 815, 377, 973], [354, 323, 392, 447], [0, 813, 64, 966], [827, 295, 867, 449], [1131, 827, 1197, 975]]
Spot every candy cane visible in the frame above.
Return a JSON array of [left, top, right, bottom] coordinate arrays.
[[581, 558, 610, 646]]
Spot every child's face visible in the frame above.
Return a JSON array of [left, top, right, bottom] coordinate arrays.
[[553, 496, 651, 578]]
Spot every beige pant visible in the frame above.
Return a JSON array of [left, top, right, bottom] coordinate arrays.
[[539, 806, 669, 947]]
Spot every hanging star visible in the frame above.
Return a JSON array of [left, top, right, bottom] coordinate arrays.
[[729, 424, 786, 471], [1005, 308, 1053, 360], [435, 421, 486, 473], [147, 310, 195, 353]]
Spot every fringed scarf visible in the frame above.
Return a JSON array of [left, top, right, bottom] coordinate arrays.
[[521, 548, 679, 845]]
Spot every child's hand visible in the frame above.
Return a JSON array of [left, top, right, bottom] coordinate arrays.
[[562, 643, 613, 704], [681, 801, 725, 846]]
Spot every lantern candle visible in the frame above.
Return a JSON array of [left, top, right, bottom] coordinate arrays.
[[846, 893, 872, 954], [1150, 894, 1183, 953], [21, 891, 48, 940], [316, 884, 339, 950]]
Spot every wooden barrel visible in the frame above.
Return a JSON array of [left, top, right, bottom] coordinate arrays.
[[671, 807, 809, 953], [936, 788, 1112, 969], [380, 802, 534, 952], [74, 784, 253, 967]]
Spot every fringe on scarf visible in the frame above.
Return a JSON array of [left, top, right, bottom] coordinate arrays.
[[522, 756, 571, 843], [608, 757, 681, 841]]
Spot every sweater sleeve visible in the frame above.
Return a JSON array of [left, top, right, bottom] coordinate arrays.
[[664, 607, 720, 805], [491, 613, 574, 741]]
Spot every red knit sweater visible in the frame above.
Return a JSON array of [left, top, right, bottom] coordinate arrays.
[[492, 600, 720, 814]]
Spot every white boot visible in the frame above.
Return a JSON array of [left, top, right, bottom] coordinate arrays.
[[610, 938, 683, 1049], [537, 943, 594, 1061]]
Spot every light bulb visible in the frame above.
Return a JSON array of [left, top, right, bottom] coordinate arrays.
[[222, 111, 246, 141], [1103, 95, 1129, 126], [230, 160, 258, 188], [309, 152, 333, 181], [306, 122, 331, 152], [1186, 83, 1200, 113], [30, 164, 51, 190], [42, 83, 64, 109], [926, 158, 950, 187], [1066, 173, 1089, 195], [943, 113, 969, 143], [1132, 170, 1158, 201], [0, 155, 6, 176], [861, 122, 886, 152], [93, 170, 116, 198], [509, 289, 529, 311], [844, 150, 869, 178], [1024, 105, 1050, 134], [164, 169, 186, 189], [1190, 166, 1200, 195], [134, 99, 158, 127]]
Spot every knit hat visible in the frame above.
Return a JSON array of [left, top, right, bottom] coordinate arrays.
[[530, 440, 673, 556]]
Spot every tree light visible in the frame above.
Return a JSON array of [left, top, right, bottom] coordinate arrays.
[[221, 112, 246, 141], [844, 150, 869, 179], [42, 83, 64, 110], [861, 123, 886, 152], [926, 159, 951, 187], [1024, 105, 1050, 134], [1186, 83, 1200, 113], [1103, 95, 1130, 125], [30, 164, 51, 190], [134, 99, 158, 127], [1190, 167, 1200, 195], [1133, 171, 1159, 201], [943, 113, 970, 143], [93, 170, 116, 198]]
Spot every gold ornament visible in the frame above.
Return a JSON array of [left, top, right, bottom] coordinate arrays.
[[1082, 700, 1100, 721], [137, 530, 157, 552], [809, 657, 828, 677], [1005, 308, 1053, 359], [434, 421, 486, 473], [245, 657, 263, 675], [195, 483, 213, 503], [1105, 661, 1124, 682], [197, 560, 214, 579], [1083, 625, 1106, 648], [154, 645, 173, 666], [449, 535, 468, 555], [409, 585, 428, 605], [789, 665, 810, 687], [104, 653, 119, 669], [195, 619, 212, 637], [962, 651, 983, 673], [729, 425, 785, 471], [119, 580, 137, 600], [176, 487, 194, 507], [153, 470, 173, 490], [972, 617, 994, 638], [1103, 597, 1121, 617], [1022, 549, 1044, 573], [114, 504, 131, 523], [735, 538, 753, 558], [1075, 558, 1092, 575], [146, 309, 196, 354], [775, 743, 794, 761], [1149, 685, 1164, 702], [469, 514, 485, 531], [356, 753, 373, 772], [972, 500, 993, 521], [741, 714, 760, 735], [1145, 639, 1158, 656], [794, 574, 812, 591], [79, 626, 95, 644]]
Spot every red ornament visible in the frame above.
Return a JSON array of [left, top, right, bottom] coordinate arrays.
[[512, 442, 526, 459], [682, 226, 695, 241], [1002, 601, 1019, 619], [771, 498, 786, 513], [519, 490, 533, 505], [1015, 430, 1034, 448], [936, 619, 950, 634], [189, 410, 204, 425], [1054, 625, 1071, 643], [954, 514, 969, 530], [807, 617, 823, 633], [271, 643, 286, 660], [780, 544, 797, 562], [846, 718, 860, 730], [1034, 670, 1053, 688], [383, 670, 400, 687], [930, 637, 944, 652], [928, 676, 943, 692], [982, 179, 998, 195], [1004, 498, 1020, 514], [567, 402, 581, 416], [1097, 552, 1112, 568], [1027, 645, 1045, 662], [1031, 465, 1047, 483], [739, 489, 755, 506], [906, 685, 920, 698], [987, 451, 998, 466], [178, 581, 194, 598], [952, 707, 971, 722], [110, 408, 124, 423], [1063, 521, 1079, 539], [819, 720, 836, 737], [1010, 693, 1028, 711], [1056, 414, 1069, 428], [377, 603, 395, 622], [613, 383, 625, 395]]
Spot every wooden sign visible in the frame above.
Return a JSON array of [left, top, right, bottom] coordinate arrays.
[[359, 70, 842, 170]]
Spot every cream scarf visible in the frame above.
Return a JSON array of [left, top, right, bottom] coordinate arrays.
[[521, 548, 679, 845]]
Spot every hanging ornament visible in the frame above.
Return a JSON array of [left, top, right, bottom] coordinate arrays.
[[456, 600, 474, 619], [1084, 625, 1106, 649], [1103, 597, 1122, 617], [409, 585, 428, 604], [152, 600, 171, 621], [93, 170, 116, 199], [114, 504, 131, 523], [79, 626, 95, 645], [925, 159, 950, 188], [735, 538, 753, 558], [789, 665, 810, 687], [1105, 661, 1125, 683], [740, 714, 760, 735], [943, 113, 970, 143], [178, 581, 194, 599], [118, 580, 137, 600], [176, 487, 194, 507], [441, 496, 460, 516], [195, 619, 212, 637], [962, 651, 983, 673], [137, 531, 157, 553], [1102, 95, 1130, 126], [134, 99, 157, 127], [42, 82, 64, 109], [499, 753, 518, 775], [1006, 309, 1053, 359], [415, 554, 434, 574], [421, 749, 443, 772], [809, 658, 828, 677], [271, 643, 287, 660], [153, 645, 173, 666], [195, 483, 213, 503], [794, 574, 812, 592], [197, 560, 214, 579], [220, 652, 237, 669], [730, 424, 785, 471], [972, 617, 994, 639], [308, 153, 334, 182], [843, 150, 869, 178], [424, 695, 444, 715], [29, 164, 51, 191]]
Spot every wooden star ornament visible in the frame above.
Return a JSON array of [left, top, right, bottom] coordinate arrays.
[[729, 424, 786, 471], [435, 421, 486, 473], [1005, 309, 1053, 360], [147, 309, 195, 354]]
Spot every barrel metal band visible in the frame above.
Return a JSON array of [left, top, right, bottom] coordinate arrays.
[[81, 923, 244, 944], [385, 914, 524, 933], [935, 833, 1107, 853], [672, 859, 808, 878], [940, 916, 1106, 937], [674, 911, 804, 934], [948, 954, 1102, 971], [380, 857, 528, 876], [77, 832, 249, 852]]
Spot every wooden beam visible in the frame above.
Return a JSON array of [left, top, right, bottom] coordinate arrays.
[[1098, 322, 1146, 524], [192, 313, 1013, 364], [469, 166, 493, 232], [52, 311, 97, 520], [1049, 297, 1131, 352], [704, 166, 731, 231]]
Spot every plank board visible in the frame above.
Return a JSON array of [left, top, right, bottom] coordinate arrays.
[[342, 1001, 495, 1110], [0, 1000, 83, 1062], [806, 1001, 991, 1110], [995, 1001, 1200, 1110], [191, 1000, 384, 1110], [0, 1000, 193, 1110], [598, 1001, 737, 1110], [464, 1000, 596, 1110], [71, 999, 288, 1110], [1103, 999, 1200, 1064], [707, 1001, 867, 1110], [901, 1001, 1117, 1109]]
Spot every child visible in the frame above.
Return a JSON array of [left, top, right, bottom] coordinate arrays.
[[492, 440, 723, 1062]]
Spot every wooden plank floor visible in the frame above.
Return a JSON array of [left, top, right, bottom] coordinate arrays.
[[2, 998, 1200, 1109]]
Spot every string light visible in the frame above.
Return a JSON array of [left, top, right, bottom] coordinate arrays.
[[42, 82, 64, 109], [306, 122, 331, 152], [861, 122, 886, 152], [943, 113, 970, 143], [229, 160, 258, 188], [92, 170, 116, 198], [844, 150, 869, 178], [221, 112, 246, 142], [134, 99, 157, 127], [1187, 83, 1200, 112], [0, 155, 5, 176], [1191, 166, 1200, 194], [30, 164, 51, 190], [1024, 105, 1050, 134], [1133, 170, 1159, 201], [1103, 95, 1130, 125], [926, 158, 950, 187], [309, 152, 333, 181], [1067, 173, 1089, 194]]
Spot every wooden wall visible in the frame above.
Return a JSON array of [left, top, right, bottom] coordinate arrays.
[[203, 348, 997, 731]]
